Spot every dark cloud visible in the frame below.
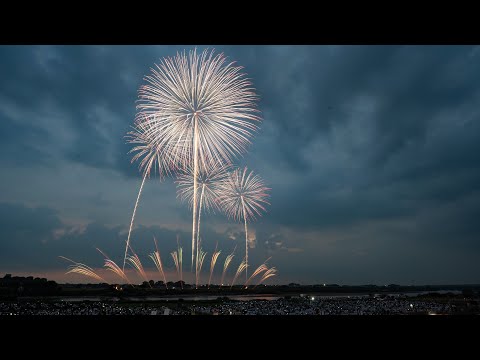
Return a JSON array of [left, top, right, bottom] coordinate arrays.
[[1, 45, 480, 284], [0, 202, 244, 272]]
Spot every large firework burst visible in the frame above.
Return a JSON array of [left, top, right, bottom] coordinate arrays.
[[134, 48, 261, 275], [217, 167, 270, 280]]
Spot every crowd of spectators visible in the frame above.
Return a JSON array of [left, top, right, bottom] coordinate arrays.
[[0, 295, 462, 315]]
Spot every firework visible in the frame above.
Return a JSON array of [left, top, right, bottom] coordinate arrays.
[[218, 167, 270, 280], [221, 246, 236, 286], [148, 236, 168, 289], [176, 165, 229, 213], [127, 116, 177, 178], [59, 256, 105, 283], [96, 248, 131, 285], [126, 246, 150, 286], [122, 119, 177, 271], [195, 248, 207, 288], [176, 165, 229, 277], [253, 267, 277, 288], [230, 259, 247, 289], [122, 173, 147, 272], [177, 235, 183, 284], [170, 245, 183, 288], [244, 258, 272, 287], [208, 244, 221, 288], [135, 48, 261, 272]]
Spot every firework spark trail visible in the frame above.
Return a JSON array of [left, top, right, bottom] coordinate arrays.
[[104, 260, 131, 285], [148, 237, 168, 289], [244, 259, 272, 287], [176, 165, 229, 213], [253, 267, 277, 289], [171, 246, 183, 288], [59, 256, 106, 283], [136, 48, 261, 272], [66, 265, 105, 282], [195, 181, 203, 276], [218, 167, 270, 281], [127, 117, 178, 177], [126, 247, 150, 287], [242, 199, 249, 282], [230, 259, 247, 289], [123, 119, 176, 272], [122, 170, 147, 272], [259, 267, 277, 283], [177, 236, 183, 284], [96, 248, 131, 285], [149, 252, 167, 289], [176, 165, 229, 280], [192, 112, 199, 273], [208, 244, 221, 288], [221, 246, 236, 286], [171, 251, 180, 277], [195, 248, 207, 288]]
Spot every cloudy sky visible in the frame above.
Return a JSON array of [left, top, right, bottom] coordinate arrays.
[[1, 45, 479, 285]]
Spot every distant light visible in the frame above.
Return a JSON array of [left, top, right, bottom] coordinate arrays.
[[311, 296, 315, 301], [323, 284, 326, 287], [410, 304, 413, 308]]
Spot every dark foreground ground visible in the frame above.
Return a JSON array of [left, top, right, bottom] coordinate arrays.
[[2, 275, 480, 315], [1, 293, 479, 315]]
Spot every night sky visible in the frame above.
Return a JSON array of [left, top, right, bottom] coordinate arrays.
[[1, 45, 479, 285]]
